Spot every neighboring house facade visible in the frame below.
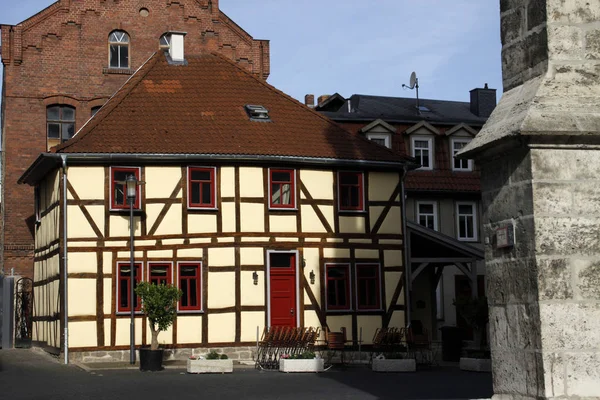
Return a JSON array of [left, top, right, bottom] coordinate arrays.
[[1, 0, 270, 279], [310, 88, 494, 340], [19, 45, 415, 360]]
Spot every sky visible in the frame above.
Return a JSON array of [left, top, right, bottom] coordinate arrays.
[[0, 0, 503, 105]]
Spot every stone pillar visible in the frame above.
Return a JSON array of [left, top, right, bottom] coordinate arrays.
[[460, 1, 600, 399]]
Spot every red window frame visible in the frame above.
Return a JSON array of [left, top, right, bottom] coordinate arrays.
[[117, 262, 142, 313], [188, 167, 216, 209], [338, 171, 364, 211], [355, 263, 381, 310], [148, 262, 173, 286], [110, 167, 140, 210], [325, 263, 351, 311], [269, 168, 296, 209], [178, 262, 202, 311]]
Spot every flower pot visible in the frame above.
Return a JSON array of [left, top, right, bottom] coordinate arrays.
[[139, 347, 164, 371], [187, 359, 233, 374], [372, 358, 416, 372], [279, 358, 324, 373]]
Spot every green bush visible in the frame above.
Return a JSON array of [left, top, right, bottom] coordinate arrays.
[[289, 351, 316, 360], [206, 350, 228, 360], [134, 282, 182, 351]]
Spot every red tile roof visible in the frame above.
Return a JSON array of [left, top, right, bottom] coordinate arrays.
[[55, 52, 413, 167]]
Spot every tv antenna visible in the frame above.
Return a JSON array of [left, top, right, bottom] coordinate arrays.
[[402, 71, 420, 113]]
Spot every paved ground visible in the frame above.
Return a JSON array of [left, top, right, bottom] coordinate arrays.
[[0, 348, 493, 400]]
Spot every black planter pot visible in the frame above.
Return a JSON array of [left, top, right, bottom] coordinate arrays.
[[139, 347, 164, 371]]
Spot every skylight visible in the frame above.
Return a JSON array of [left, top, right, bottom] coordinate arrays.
[[245, 105, 271, 121], [418, 105, 431, 112]]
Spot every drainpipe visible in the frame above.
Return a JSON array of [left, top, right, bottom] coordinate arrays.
[[61, 154, 68, 364], [400, 165, 411, 328]]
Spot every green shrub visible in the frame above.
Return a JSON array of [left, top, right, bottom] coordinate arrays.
[[134, 282, 182, 351], [206, 350, 228, 360]]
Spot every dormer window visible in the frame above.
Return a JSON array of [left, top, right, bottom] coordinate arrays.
[[411, 136, 433, 170], [159, 33, 171, 50], [366, 133, 391, 148], [451, 138, 473, 171], [245, 105, 270, 121]]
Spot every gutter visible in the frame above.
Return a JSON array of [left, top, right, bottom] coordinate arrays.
[[19, 152, 418, 186], [400, 165, 411, 329], [61, 154, 68, 364]]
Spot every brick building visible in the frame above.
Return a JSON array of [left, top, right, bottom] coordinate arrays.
[[0, 0, 270, 278]]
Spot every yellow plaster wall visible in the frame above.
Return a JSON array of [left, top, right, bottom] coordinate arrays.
[[303, 311, 321, 331], [110, 215, 142, 237], [68, 321, 97, 348], [241, 312, 265, 342], [104, 320, 111, 346], [299, 205, 325, 233], [68, 167, 104, 199], [339, 216, 366, 234], [323, 248, 350, 259], [240, 248, 263, 265], [300, 170, 333, 200], [147, 326, 173, 345], [302, 247, 321, 307], [368, 172, 398, 202], [241, 203, 265, 232], [68, 279, 97, 316], [241, 271, 265, 306], [115, 318, 144, 346], [68, 205, 104, 238], [269, 215, 297, 233], [388, 311, 405, 330], [378, 206, 401, 234], [208, 313, 235, 343], [355, 249, 379, 259], [221, 203, 236, 232], [208, 272, 235, 308], [384, 250, 403, 267], [327, 316, 353, 339], [369, 206, 384, 231], [146, 204, 182, 236], [177, 248, 204, 258], [208, 247, 234, 267], [220, 167, 235, 198], [239, 167, 263, 197], [103, 279, 112, 315], [68, 252, 97, 274], [188, 214, 217, 233], [147, 250, 173, 258], [177, 316, 202, 344], [102, 252, 113, 274], [145, 167, 181, 199], [384, 272, 403, 308], [357, 316, 382, 345]]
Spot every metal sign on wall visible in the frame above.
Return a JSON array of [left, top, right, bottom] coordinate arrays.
[[496, 223, 515, 249]]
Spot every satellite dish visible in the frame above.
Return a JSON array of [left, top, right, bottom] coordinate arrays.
[[409, 72, 417, 89]]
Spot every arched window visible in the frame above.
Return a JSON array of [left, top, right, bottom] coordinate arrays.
[[159, 33, 171, 50], [47, 105, 75, 143], [109, 30, 129, 69]]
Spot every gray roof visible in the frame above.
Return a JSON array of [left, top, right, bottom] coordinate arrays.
[[318, 94, 488, 126]]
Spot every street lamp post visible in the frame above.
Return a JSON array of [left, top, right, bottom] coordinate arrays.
[[126, 174, 138, 365]]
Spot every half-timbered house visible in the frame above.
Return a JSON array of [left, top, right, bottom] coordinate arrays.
[[19, 38, 416, 361]]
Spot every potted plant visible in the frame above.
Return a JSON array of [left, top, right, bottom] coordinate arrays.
[[134, 281, 182, 371], [371, 352, 416, 372], [279, 351, 324, 373], [187, 350, 233, 374], [453, 296, 491, 372]]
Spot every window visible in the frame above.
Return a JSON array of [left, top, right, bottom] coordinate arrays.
[[159, 33, 171, 50], [109, 30, 129, 69], [244, 105, 270, 121], [338, 171, 364, 211], [188, 167, 216, 209], [178, 262, 202, 311], [91, 106, 102, 117], [110, 167, 141, 210], [356, 263, 381, 310], [269, 169, 295, 209], [149, 262, 172, 285], [456, 202, 477, 241], [47, 105, 75, 142], [451, 138, 473, 171], [117, 262, 142, 313], [411, 136, 433, 170], [366, 133, 391, 148], [326, 264, 351, 311], [417, 201, 438, 231]]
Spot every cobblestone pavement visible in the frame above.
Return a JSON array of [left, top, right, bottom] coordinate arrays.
[[0, 348, 493, 400]]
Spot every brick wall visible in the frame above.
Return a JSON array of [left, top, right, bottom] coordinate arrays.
[[0, 0, 270, 278]]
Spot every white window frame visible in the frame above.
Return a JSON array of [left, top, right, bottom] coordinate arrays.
[[456, 201, 477, 241], [366, 133, 391, 149], [416, 201, 438, 231], [411, 135, 433, 170], [451, 138, 473, 171]]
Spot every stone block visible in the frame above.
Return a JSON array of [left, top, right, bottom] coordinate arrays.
[[527, 0, 547, 31], [585, 29, 600, 60], [535, 216, 600, 256], [483, 183, 534, 223], [502, 42, 528, 85], [572, 182, 600, 217], [491, 350, 528, 396], [186, 359, 233, 374], [547, 25, 583, 60], [532, 182, 573, 216], [536, 258, 573, 300], [501, 8, 524, 45], [372, 358, 416, 372], [547, 0, 600, 23], [541, 352, 566, 398], [489, 306, 509, 349], [575, 259, 600, 300], [459, 357, 492, 372], [279, 358, 324, 373], [564, 352, 600, 397], [539, 302, 600, 351], [526, 28, 549, 69]]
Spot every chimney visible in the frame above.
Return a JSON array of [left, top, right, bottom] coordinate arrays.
[[304, 94, 315, 108], [317, 95, 330, 106], [169, 32, 186, 62], [469, 83, 496, 118]]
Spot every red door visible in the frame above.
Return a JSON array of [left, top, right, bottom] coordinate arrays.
[[269, 252, 297, 327]]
